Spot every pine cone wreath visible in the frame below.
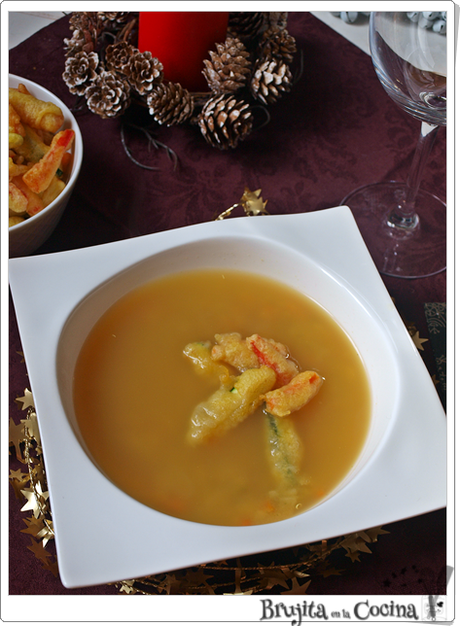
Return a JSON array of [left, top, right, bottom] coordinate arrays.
[[85, 70, 131, 119], [128, 50, 164, 95], [203, 36, 251, 94], [61, 11, 298, 148], [250, 57, 292, 105], [197, 94, 253, 149], [147, 82, 194, 126], [258, 27, 297, 64], [63, 50, 99, 95]]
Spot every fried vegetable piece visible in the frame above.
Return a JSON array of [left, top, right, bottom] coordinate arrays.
[[22, 129, 75, 194], [9, 157, 30, 179], [187, 365, 276, 444], [17, 83, 31, 95], [9, 133, 24, 150], [14, 125, 50, 163], [9, 104, 25, 138], [183, 341, 233, 385], [211, 332, 260, 372], [9, 215, 25, 227], [9, 88, 64, 133], [265, 412, 302, 484], [263, 371, 324, 418], [12, 176, 44, 216], [9, 182, 28, 215], [40, 176, 66, 208], [246, 334, 299, 388]]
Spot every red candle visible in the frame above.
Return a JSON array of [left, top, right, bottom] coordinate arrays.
[[138, 12, 229, 92]]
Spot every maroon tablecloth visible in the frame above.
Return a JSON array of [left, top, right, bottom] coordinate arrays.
[[9, 12, 447, 595]]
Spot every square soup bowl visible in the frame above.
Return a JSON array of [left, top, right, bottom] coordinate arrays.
[[9, 208, 446, 588]]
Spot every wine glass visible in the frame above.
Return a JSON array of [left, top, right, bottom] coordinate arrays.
[[343, 12, 447, 278]]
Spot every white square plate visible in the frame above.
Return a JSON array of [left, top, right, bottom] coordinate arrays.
[[9, 207, 446, 588]]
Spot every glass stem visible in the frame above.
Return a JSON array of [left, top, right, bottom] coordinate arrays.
[[387, 120, 439, 230]]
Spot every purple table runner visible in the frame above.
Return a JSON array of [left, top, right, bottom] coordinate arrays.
[[9, 12, 447, 595]]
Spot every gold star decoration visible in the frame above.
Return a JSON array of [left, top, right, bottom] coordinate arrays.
[[257, 562, 291, 590], [215, 187, 269, 220], [21, 411, 42, 453], [20, 481, 49, 518], [36, 521, 55, 548], [118, 580, 137, 594], [319, 567, 343, 578], [339, 533, 372, 563], [15, 388, 35, 411], [41, 559, 59, 578], [410, 330, 429, 351], [392, 301, 430, 353], [282, 577, 312, 594], [27, 538, 53, 564], [9, 417, 26, 462], [186, 568, 214, 589], [9, 468, 30, 500], [20, 516, 46, 537], [240, 187, 269, 216]]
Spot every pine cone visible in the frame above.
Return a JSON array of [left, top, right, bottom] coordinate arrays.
[[203, 36, 251, 94], [147, 82, 194, 126], [250, 57, 292, 105], [62, 51, 99, 95], [228, 12, 266, 40], [69, 12, 101, 41], [266, 12, 288, 31], [85, 70, 131, 119], [197, 94, 253, 149], [105, 42, 135, 74], [258, 27, 297, 64], [98, 12, 130, 25], [64, 29, 93, 57], [128, 50, 164, 95]]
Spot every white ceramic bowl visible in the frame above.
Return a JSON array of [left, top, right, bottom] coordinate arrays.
[[8, 208, 446, 588], [8, 75, 83, 257]]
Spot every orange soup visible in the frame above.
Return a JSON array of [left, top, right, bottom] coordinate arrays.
[[73, 269, 371, 526]]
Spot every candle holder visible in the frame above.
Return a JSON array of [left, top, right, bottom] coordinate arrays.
[[62, 12, 298, 150]]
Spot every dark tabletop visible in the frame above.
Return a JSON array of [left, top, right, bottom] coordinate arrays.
[[9, 12, 447, 595]]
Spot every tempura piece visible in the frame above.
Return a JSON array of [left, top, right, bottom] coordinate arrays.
[[9, 215, 25, 227], [183, 341, 233, 385], [246, 334, 299, 387], [23, 129, 75, 194], [14, 125, 50, 163], [9, 104, 25, 138], [263, 371, 324, 418], [9, 133, 24, 150], [12, 176, 44, 216], [264, 412, 302, 484], [17, 83, 31, 95], [9, 87, 64, 133], [40, 176, 66, 208], [211, 332, 259, 371], [187, 366, 276, 444], [9, 182, 28, 215], [9, 157, 30, 180]]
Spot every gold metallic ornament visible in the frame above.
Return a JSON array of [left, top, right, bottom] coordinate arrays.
[[215, 187, 269, 220]]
